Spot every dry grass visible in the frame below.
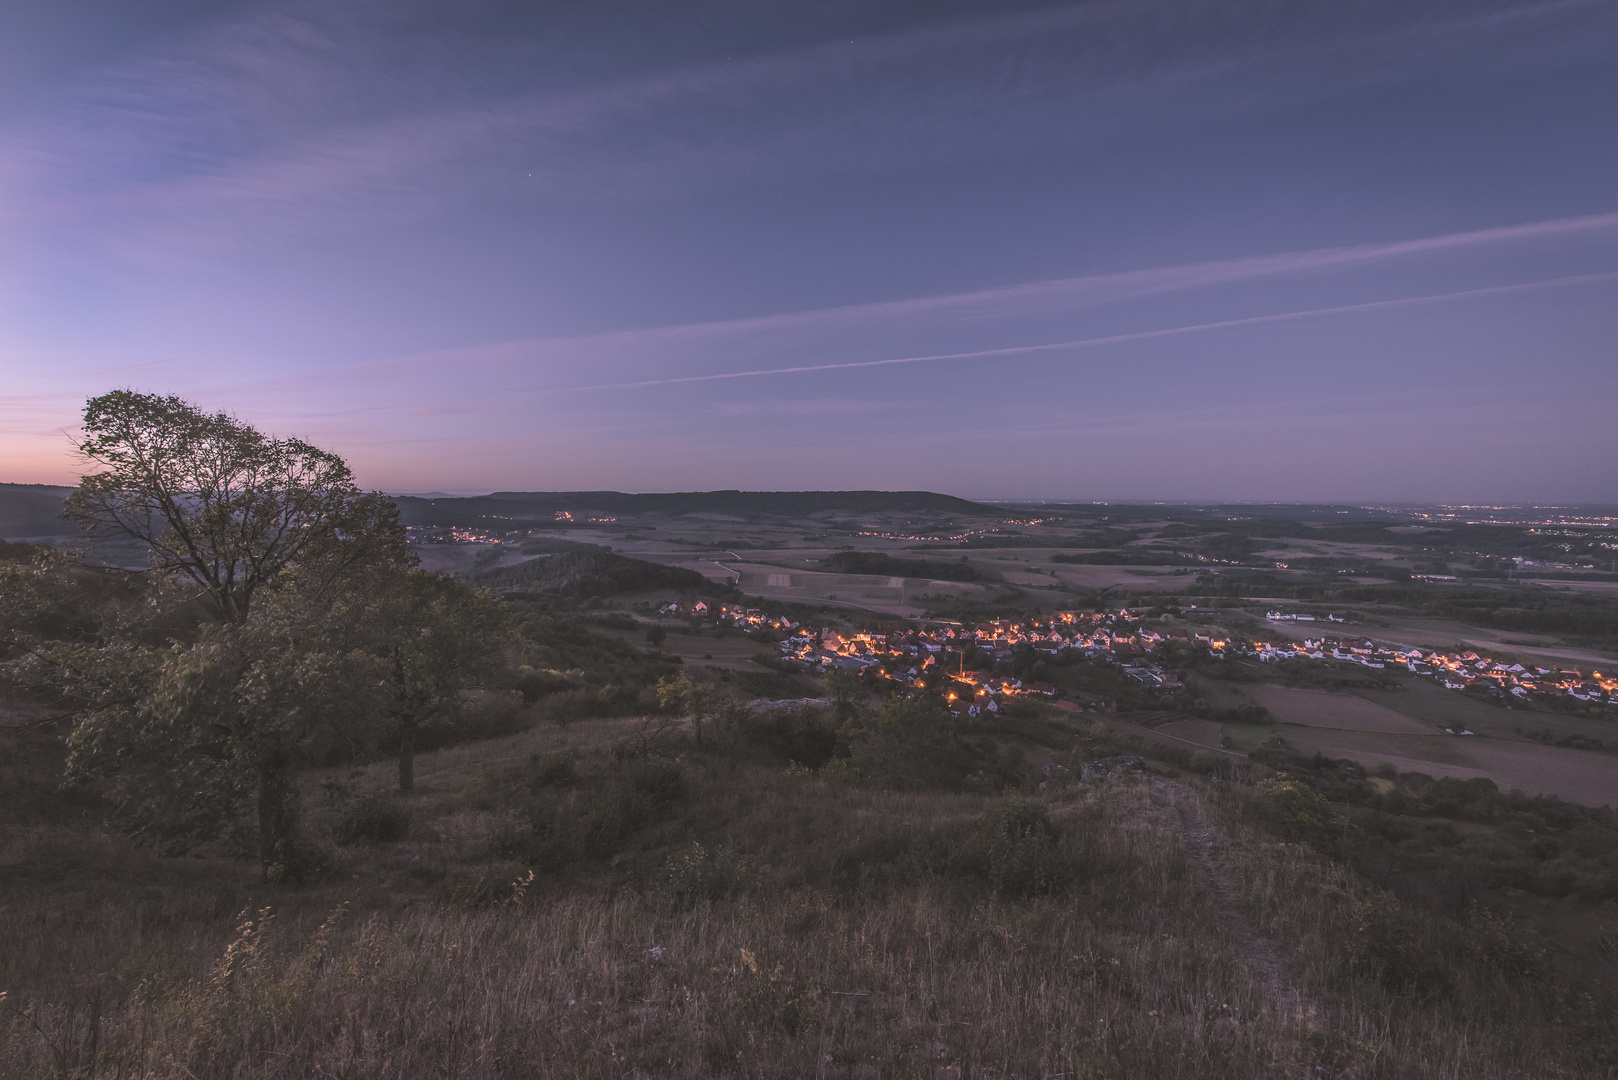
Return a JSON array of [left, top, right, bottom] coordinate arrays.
[[2, 716, 1614, 1078]]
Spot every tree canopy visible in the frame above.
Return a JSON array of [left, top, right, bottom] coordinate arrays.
[[13, 392, 514, 879], [64, 390, 407, 622]]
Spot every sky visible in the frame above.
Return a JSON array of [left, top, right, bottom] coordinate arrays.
[[2, 0, 1616, 502]]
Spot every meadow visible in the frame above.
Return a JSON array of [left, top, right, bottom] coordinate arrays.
[[4, 703, 1617, 1079]]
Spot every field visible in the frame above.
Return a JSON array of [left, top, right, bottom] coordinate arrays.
[[1278, 726, 1618, 806], [1244, 685, 1435, 735], [1253, 610, 1618, 669], [1160, 678, 1618, 807]]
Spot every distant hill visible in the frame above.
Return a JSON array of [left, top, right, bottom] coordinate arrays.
[[996, 502, 1409, 523], [0, 483, 77, 539], [394, 489, 992, 528], [467, 550, 716, 598]]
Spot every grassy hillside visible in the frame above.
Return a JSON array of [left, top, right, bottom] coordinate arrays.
[[468, 550, 715, 598], [2, 701, 1615, 1078]]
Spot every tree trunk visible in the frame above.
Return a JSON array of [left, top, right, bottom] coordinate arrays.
[[256, 762, 296, 880], [398, 722, 416, 792]]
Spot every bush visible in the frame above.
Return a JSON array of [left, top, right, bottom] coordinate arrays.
[[528, 748, 579, 788], [661, 841, 751, 904], [626, 756, 686, 809], [844, 696, 977, 791], [265, 833, 332, 885], [819, 758, 860, 784], [746, 706, 838, 769], [982, 798, 1071, 898], [332, 796, 413, 844], [1252, 773, 1334, 845], [1347, 891, 1453, 997]]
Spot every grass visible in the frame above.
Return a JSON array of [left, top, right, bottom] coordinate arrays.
[[3, 712, 1616, 1078]]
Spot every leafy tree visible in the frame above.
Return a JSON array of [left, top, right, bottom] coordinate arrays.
[[656, 670, 713, 747], [29, 393, 418, 878], [0, 549, 95, 654], [840, 694, 967, 791], [60, 579, 381, 875], [822, 667, 863, 724], [63, 390, 407, 623], [363, 570, 510, 790]]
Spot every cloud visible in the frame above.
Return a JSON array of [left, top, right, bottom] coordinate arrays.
[[711, 397, 895, 417], [553, 270, 1618, 393], [5, 0, 1613, 253], [298, 210, 1618, 398]]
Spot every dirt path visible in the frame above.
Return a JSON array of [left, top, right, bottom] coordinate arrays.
[[1154, 778, 1302, 1012]]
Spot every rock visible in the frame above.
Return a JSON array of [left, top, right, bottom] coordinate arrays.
[[1080, 755, 1147, 781]]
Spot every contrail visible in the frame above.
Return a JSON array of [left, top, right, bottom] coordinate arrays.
[[557, 271, 1618, 393], [54, 357, 179, 382]]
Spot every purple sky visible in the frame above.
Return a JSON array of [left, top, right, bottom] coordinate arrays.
[[3, 0, 1616, 501]]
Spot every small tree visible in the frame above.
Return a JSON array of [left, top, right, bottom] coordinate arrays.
[[823, 667, 863, 725], [656, 670, 713, 748], [366, 570, 509, 790]]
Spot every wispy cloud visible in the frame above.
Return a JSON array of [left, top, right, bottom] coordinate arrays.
[[711, 397, 895, 418], [552, 270, 1618, 393], [297, 210, 1618, 398], [5, 0, 1613, 252]]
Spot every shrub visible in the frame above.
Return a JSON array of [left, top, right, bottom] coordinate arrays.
[[1347, 891, 1453, 996], [662, 842, 751, 904], [626, 756, 686, 809], [332, 795, 413, 843], [528, 748, 579, 788], [514, 666, 577, 706], [818, 758, 860, 784], [983, 798, 1070, 898], [1253, 773, 1334, 845], [844, 695, 976, 791], [264, 833, 332, 885]]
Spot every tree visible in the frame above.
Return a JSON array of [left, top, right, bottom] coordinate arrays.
[[64, 390, 408, 623], [841, 694, 965, 791], [823, 667, 863, 725], [60, 578, 382, 876], [42, 393, 416, 878], [366, 570, 510, 791], [656, 670, 713, 748]]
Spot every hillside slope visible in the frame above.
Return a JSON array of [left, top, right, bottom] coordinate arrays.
[[0, 483, 76, 539], [394, 489, 991, 527], [2, 709, 1613, 1078]]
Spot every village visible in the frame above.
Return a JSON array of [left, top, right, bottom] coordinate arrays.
[[654, 599, 1618, 716]]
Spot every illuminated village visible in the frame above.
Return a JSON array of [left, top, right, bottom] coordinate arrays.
[[654, 601, 1618, 714]]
